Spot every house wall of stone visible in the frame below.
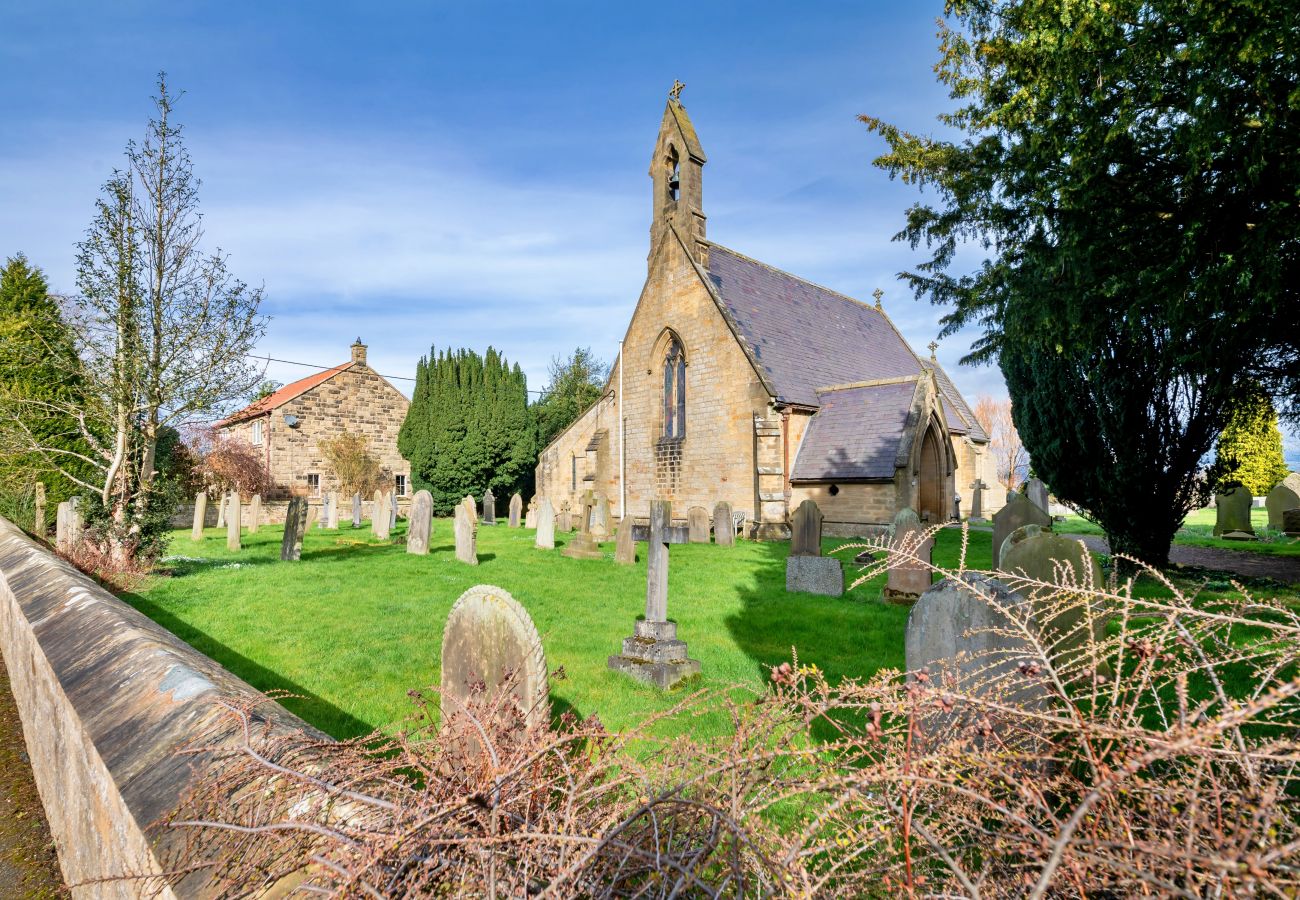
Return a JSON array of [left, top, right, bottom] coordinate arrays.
[[225, 367, 410, 501]]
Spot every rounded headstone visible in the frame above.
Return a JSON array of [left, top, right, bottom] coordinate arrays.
[[440, 585, 549, 731], [1213, 486, 1254, 537], [407, 489, 433, 554], [1265, 473, 1300, 529], [1283, 507, 1300, 536], [991, 493, 1052, 569]]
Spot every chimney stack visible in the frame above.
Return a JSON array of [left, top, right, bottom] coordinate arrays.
[[351, 338, 367, 367]]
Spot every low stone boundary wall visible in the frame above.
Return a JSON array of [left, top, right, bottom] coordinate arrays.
[[169, 497, 411, 528], [0, 516, 328, 897]]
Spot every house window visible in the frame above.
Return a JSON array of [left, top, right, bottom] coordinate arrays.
[[395, 474, 407, 497], [662, 338, 686, 439], [251, 420, 263, 445], [307, 473, 320, 497]]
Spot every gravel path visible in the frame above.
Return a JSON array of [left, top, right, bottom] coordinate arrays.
[[1073, 535, 1300, 584]]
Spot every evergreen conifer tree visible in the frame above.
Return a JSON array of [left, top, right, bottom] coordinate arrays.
[[1216, 389, 1289, 496]]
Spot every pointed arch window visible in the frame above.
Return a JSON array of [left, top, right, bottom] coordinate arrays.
[[662, 338, 686, 439], [666, 147, 681, 203]]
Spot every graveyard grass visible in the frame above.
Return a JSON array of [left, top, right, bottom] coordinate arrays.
[[1059, 506, 1300, 555], [125, 519, 1300, 742]]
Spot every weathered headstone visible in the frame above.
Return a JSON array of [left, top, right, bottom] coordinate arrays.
[[687, 506, 710, 543], [216, 492, 227, 528], [508, 492, 523, 528], [1213, 486, 1254, 537], [1025, 478, 1049, 516], [369, 490, 383, 537], [374, 491, 391, 540], [407, 490, 433, 555], [614, 516, 637, 564], [227, 492, 242, 551], [563, 493, 603, 559], [1282, 508, 1300, 536], [970, 479, 987, 520], [440, 585, 549, 735], [557, 502, 572, 533], [33, 482, 46, 540], [952, 493, 961, 522], [999, 526, 1108, 667], [463, 495, 478, 525], [590, 494, 611, 541], [535, 497, 555, 549], [882, 507, 934, 604], [481, 488, 496, 526], [608, 500, 700, 688], [713, 501, 734, 547], [786, 555, 844, 596], [351, 492, 362, 528], [1265, 473, 1300, 529], [454, 503, 478, 565], [305, 504, 319, 532], [191, 492, 207, 542], [323, 492, 335, 529], [991, 492, 1053, 569], [281, 496, 307, 561], [55, 500, 83, 553], [789, 498, 824, 557], [389, 491, 398, 531], [524, 496, 538, 529]]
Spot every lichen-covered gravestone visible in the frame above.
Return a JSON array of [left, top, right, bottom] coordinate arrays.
[[389, 492, 398, 530], [191, 492, 207, 542], [999, 525, 1108, 667], [1213, 486, 1254, 537], [440, 585, 550, 735], [535, 497, 555, 549], [1025, 477, 1049, 515], [991, 492, 1052, 569], [713, 501, 734, 547], [463, 495, 478, 525], [591, 494, 611, 540], [686, 506, 710, 543], [281, 496, 308, 561], [454, 503, 478, 565], [882, 507, 933, 604], [509, 492, 523, 528], [407, 489, 433, 555], [524, 496, 537, 529], [226, 492, 242, 551], [614, 516, 637, 564], [248, 494, 261, 533], [786, 499, 842, 596], [1265, 473, 1300, 529], [557, 502, 572, 533], [563, 494, 603, 560], [482, 489, 496, 526]]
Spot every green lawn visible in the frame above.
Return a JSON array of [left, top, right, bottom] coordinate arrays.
[[130, 522, 986, 740], [1056, 506, 1300, 555]]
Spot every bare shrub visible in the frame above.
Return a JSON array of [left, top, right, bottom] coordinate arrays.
[[192, 427, 273, 498], [57, 531, 153, 592], [163, 533, 1300, 896], [318, 431, 387, 499]]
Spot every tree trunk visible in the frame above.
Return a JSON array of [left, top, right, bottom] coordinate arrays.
[[1104, 518, 1176, 571]]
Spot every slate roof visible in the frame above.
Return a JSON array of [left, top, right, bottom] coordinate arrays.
[[789, 380, 919, 482], [218, 362, 355, 426], [705, 244, 925, 408], [922, 360, 989, 442]]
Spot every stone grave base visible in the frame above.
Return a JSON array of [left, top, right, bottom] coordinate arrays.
[[1222, 530, 1257, 542], [607, 620, 700, 689], [786, 556, 843, 597], [563, 534, 603, 560]]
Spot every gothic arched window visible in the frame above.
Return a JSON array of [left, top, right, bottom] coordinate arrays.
[[662, 338, 686, 439], [666, 147, 681, 203]]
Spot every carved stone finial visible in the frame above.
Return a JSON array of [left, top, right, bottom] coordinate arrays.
[[669, 79, 686, 102], [872, 288, 883, 309], [927, 340, 939, 359]]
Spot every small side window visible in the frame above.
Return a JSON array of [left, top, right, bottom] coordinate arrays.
[[307, 473, 320, 497], [251, 420, 264, 445], [395, 474, 408, 497]]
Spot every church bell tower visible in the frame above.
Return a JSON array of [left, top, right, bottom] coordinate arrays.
[[650, 81, 708, 268]]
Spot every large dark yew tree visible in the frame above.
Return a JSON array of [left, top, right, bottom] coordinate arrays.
[[865, 0, 1299, 565]]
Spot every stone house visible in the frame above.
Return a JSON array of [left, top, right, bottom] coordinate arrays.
[[535, 94, 1002, 536], [217, 340, 411, 503]]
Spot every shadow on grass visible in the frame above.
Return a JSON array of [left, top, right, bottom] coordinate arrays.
[[121, 590, 377, 740]]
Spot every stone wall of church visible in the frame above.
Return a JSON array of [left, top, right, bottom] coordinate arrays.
[[953, 437, 1004, 519], [789, 483, 897, 536], [224, 367, 410, 501]]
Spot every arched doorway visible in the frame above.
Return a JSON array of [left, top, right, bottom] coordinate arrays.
[[918, 427, 943, 523]]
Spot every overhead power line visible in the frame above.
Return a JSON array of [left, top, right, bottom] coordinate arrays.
[[250, 354, 547, 396]]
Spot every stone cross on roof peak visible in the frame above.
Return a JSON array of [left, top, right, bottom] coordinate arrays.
[[927, 340, 939, 359], [872, 288, 884, 310], [669, 79, 686, 102]]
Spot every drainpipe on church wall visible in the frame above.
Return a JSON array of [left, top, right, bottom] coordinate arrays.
[[781, 408, 791, 501], [618, 341, 625, 520]]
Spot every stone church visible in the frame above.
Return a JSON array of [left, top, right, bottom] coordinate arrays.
[[536, 93, 1001, 537]]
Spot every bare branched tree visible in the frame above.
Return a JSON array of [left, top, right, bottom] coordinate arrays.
[[973, 394, 1029, 491], [0, 74, 267, 562]]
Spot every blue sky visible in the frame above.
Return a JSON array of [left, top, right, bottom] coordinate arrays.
[[1, 1, 1000, 400]]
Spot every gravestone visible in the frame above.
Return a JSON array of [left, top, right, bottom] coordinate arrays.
[[351, 492, 362, 528], [281, 497, 307, 561], [389, 492, 398, 531], [970, 479, 987, 520], [1025, 478, 1049, 515], [786, 555, 843, 596], [952, 493, 961, 522], [789, 499, 824, 557], [463, 495, 478, 525], [608, 500, 701, 688], [557, 502, 572, 533], [305, 504, 319, 532], [482, 488, 496, 526], [524, 496, 538, 529], [454, 503, 478, 565], [563, 494, 603, 560], [535, 497, 555, 549], [999, 526, 1108, 663], [906, 573, 1050, 711], [687, 506, 710, 543], [508, 492, 523, 528], [614, 516, 637, 564], [590, 494, 611, 541], [1265, 473, 1300, 529], [991, 492, 1052, 569], [248, 494, 262, 534], [440, 585, 549, 733], [227, 492, 242, 551], [713, 501, 734, 547], [882, 507, 933, 604], [407, 490, 433, 555], [1213, 486, 1254, 537], [191, 492, 207, 542], [55, 500, 83, 553], [373, 490, 390, 540], [325, 492, 339, 529], [1282, 508, 1300, 536], [33, 482, 46, 540], [216, 492, 227, 529]]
